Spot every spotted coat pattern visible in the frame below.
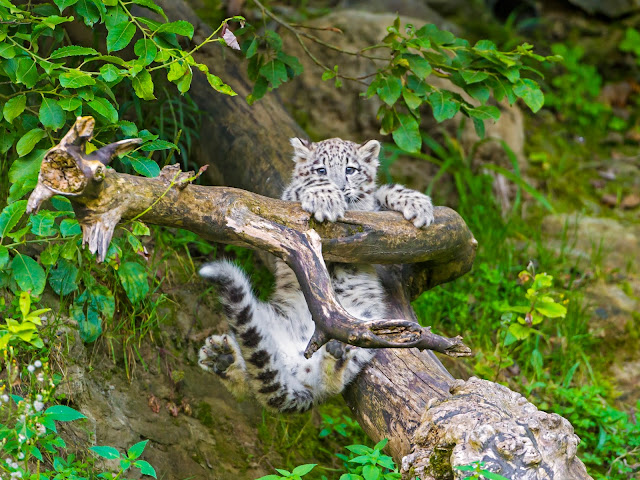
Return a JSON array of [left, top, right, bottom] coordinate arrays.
[[198, 138, 435, 412]]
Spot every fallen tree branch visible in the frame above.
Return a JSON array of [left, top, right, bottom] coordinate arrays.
[[27, 117, 474, 358]]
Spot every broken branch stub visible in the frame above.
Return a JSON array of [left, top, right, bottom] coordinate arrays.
[[26, 117, 475, 356]]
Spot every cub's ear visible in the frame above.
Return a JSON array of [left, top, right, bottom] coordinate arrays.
[[357, 139, 381, 165], [290, 137, 312, 162]]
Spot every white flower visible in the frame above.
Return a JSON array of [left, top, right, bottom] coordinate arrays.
[[36, 373, 44, 382], [34, 360, 42, 368], [27, 365, 35, 373], [16, 453, 24, 460], [10, 462, 18, 469], [17, 434, 26, 443], [35, 423, 46, 436], [5, 458, 11, 464], [33, 401, 44, 412], [1, 395, 8, 402], [35, 394, 43, 402], [10, 471, 22, 478]]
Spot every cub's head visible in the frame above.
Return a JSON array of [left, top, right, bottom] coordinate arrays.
[[290, 137, 380, 210]]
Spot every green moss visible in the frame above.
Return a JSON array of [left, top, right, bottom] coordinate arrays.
[[428, 446, 455, 480], [196, 401, 215, 428]]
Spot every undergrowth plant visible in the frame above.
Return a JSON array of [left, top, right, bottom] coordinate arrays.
[[0, 353, 158, 479]]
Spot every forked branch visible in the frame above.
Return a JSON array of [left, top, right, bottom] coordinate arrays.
[[27, 117, 475, 357]]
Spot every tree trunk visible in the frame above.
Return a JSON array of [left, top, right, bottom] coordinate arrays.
[[61, 2, 593, 478]]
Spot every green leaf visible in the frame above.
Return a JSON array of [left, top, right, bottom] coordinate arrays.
[[40, 243, 61, 266], [465, 105, 500, 121], [0, 128, 15, 154], [259, 60, 288, 88], [50, 46, 99, 59], [402, 90, 422, 110], [140, 139, 177, 152], [131, 0, 166, 18], [30, 211, 58, 237], [428, 90, 459, 122], [0, 246, 8, 269], [376, 76, 402, 106], [292, 464, 317, 476], [90, 446, 121, 460], [466, 83, 490, 104], [156, 20, 194, 39], [16, 58, 39, 88], [107, 21, 136, 52], [392, 113, 421, 153], [0, 200, 27, 239], [75, 0, 100, 25], [9, 149, 44, 184], [0, 43, 16, 59], [460, 70, 490, 84], [206, 73, 236, 96], [277, 51, 304, 77], [134, 39, 157, 67], [17, 128, 46, 157], [116, 120, 137, 137], [245, 37, 258, 58], [130, 156, 160, 177], [60, 218, 81, 237], [362, 465, 380, 480], [508, 322, 531, 340], [59, 70, 96, 88], [3, 94, 26, 123], [118, 261, 149, 304], [346, 444, 373, 455], [255, 475, 281, 480], [127, 439, 149, 460], [44, 404, 86, 421], [11, 253, 46, 296], [132, 69, 156, 100], [535, 300, 566, 318], [57, 97, 83, 112], [135, 460, 157, 478], [373, 438, 388, 450], [39, 97, 66, 130], [0, 128, 16, 154], [49, 259, 79, 295], [403, 54, 431, 79], [513, 78, 544, 113], [88, 98, 118, 124]]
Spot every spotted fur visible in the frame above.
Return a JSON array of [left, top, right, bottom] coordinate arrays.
[[198, 138, 434, 412]]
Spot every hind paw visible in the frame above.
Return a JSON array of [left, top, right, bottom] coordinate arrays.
[[199, 334, 242, 377]]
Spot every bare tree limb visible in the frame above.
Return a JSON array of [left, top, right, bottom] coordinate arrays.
[[27, 117, 474, 358]]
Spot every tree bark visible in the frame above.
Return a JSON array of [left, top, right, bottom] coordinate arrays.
[[61, 2, 593, 478]]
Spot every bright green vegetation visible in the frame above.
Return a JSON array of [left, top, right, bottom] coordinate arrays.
[[1, 1, 638, 480]]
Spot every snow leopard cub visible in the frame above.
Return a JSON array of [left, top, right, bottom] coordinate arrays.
[[198, 137, 434, 412]]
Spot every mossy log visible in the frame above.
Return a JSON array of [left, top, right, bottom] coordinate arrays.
[[58, 1, 594, 477]]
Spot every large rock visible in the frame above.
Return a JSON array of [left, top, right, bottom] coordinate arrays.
[[567, 0, 640, 18]]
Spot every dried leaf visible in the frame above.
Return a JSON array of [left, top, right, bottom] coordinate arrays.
[[148, 394, 161, 414], [166, 401, 180, 417], [222, 24, 240, 50], [621, 193, 640, 209]]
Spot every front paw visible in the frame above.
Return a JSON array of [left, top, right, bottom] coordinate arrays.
[[300, 189, 347, 222], [400, 196, 434, 228]]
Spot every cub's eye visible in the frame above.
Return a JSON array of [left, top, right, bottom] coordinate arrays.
[[345, 167, 356, 175], [315, 167, 327, 175]]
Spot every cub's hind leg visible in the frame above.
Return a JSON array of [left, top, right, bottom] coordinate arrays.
[[199, 260, 316, 412]]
